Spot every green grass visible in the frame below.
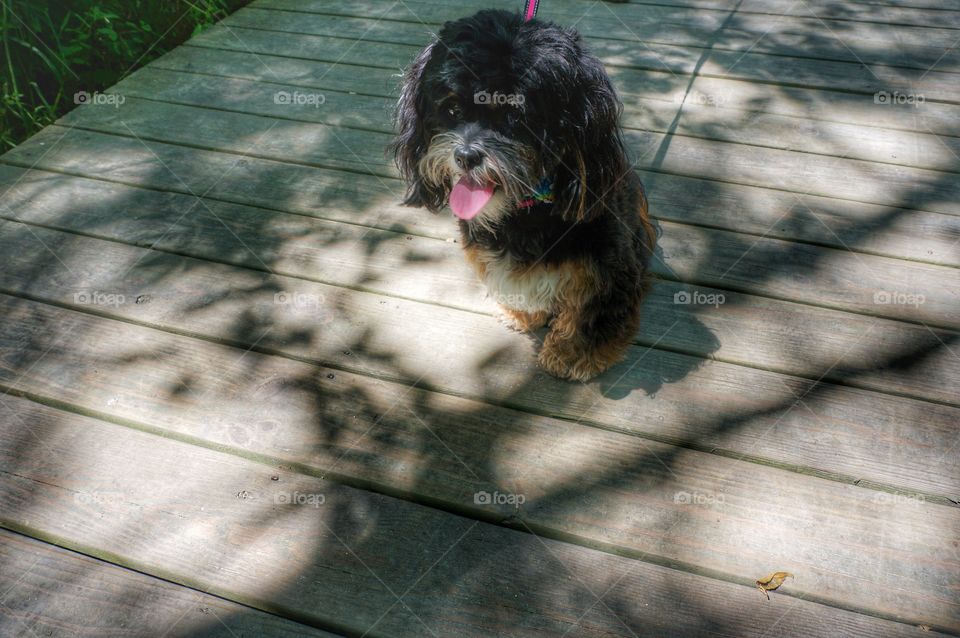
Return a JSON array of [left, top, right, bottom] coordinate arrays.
[[1, 0, 250, 150]]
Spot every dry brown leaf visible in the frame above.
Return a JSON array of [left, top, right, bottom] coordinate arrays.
[[756, 571, 793, 600]]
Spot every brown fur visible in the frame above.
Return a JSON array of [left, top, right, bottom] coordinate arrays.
[[499, 308, 550, 332], [537, 258, 643, 381], [462, 192, 652, 382], [462, 244, 487, 279]]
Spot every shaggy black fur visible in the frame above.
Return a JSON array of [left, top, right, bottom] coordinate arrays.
[[389, 9, 656, 380]]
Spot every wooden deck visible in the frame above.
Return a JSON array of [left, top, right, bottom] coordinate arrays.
[[1, 0, 958, 635]]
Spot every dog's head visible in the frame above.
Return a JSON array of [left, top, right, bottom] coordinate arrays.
[[390, 9, 627, 228]]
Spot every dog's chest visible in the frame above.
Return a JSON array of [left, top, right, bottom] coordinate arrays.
[[467, 249, 570, 313]]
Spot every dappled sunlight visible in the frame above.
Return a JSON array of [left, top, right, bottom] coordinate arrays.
[[1, 0, 959, 635]]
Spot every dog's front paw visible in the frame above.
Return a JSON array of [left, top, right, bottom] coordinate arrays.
[[538, 328, 629, 382], [498, 308, 549, 333], [536, 339, 602, 382]]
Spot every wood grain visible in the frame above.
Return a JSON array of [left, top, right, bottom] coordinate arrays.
[[149, 44, 960, 137], [2, 3, 958, 633], [252, 0, 960, 47], [0, 529, 342, 637], [4, 128, 957, 330], [0, 345, 956, 633], [97, 67, 960, 176], [0, 167, 957, 409], [0, 217, 956, 497], [623, 0, 960, 26], [184, 23, 960, 104], [57, 75, 960, 269], [2, 395, 937, 636]]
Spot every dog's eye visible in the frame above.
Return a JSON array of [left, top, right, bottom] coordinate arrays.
[[506, 110, 520, 126], [446, 103, 462, 118]]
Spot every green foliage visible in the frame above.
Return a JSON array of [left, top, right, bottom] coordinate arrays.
[[0, 0, 249, 149]]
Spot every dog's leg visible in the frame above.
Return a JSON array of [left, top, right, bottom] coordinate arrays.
[[498, 307, 550, 332], [538, 267, 646, 381]]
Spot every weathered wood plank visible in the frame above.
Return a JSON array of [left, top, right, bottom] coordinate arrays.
[[154, 34, 960, 218], [72, 93, 394, 177], [186, 24, 960, 104], [1, 167, 957, 409], [252, 0, 960, 45], [822, 0, 960, 8], [625, 0, 960, 26], [4, 396, 939, 638], [816, 0, 960, 8], [61, 73, 960, 270], [0, 3, 955, 635], [235, 2, 960, 71], [0, 529, 342, 637], [0, 303, 956, 632], [630, 0, 959, 11], [0, 216, 957, 496], [808, 0, 960, 8], [4, 128, 957, 331], [149, 45, 960, 137], [106, 67, 960, 176]]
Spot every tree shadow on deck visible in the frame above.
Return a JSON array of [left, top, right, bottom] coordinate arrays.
[[1, 2, 959, 635]]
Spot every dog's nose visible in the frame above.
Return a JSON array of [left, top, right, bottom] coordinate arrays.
[[454, 146, 484, 171]]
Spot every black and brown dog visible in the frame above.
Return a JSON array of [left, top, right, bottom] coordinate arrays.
[[391, 9, 655, 381]]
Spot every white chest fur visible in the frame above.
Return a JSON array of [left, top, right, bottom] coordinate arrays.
[[477, 254, 570, 313]]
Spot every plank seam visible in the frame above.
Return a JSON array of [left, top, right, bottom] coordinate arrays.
[[0, 286, 958, 495], [102, 89, 960, 178], [3, 156, 959, 337], [180, 36, 960, 107], [618, 0, 960, 11], [0, 389, 956, 634], [231, 7, 960, 76], [0, 216, 957, 409], [619, 0, 960, 27], [320, 0, 960, 30], [0, 527, 344, 637], [25, 122, 960, 260], [161, 47, 960, 140], [0, 518, 363, 637], [3, 156, 958, 333]]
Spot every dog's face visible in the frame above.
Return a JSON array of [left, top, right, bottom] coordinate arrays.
[[391, 10, 628, 227]]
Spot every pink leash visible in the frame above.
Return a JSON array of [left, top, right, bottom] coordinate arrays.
[[523, 0, 539, 21]]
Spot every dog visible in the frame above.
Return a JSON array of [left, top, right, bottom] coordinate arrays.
[[390, 9, 655, 381]]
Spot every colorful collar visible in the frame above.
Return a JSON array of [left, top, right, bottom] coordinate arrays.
[[517, 177, 554, 208]]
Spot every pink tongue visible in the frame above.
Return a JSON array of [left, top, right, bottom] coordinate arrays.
[[449, 175, 495, 220]]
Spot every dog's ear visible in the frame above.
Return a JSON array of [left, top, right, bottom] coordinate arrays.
[[389, 40, 445, 211], [551, 50, 629, 223]]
